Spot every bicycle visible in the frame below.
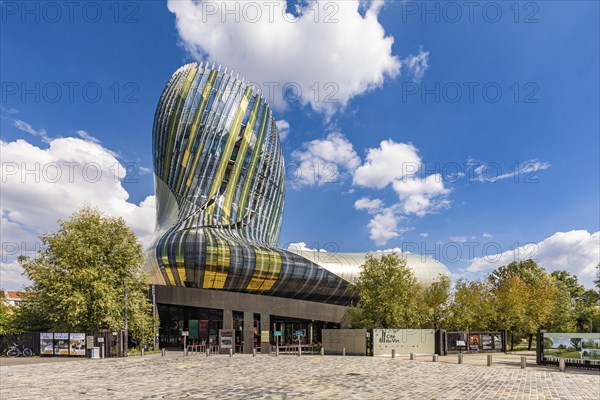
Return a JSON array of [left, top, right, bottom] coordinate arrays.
[[6, 343, 33, 357]]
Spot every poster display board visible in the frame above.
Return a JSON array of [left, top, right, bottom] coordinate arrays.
[[40, 332, 54, 355], [70, 333, 86, 356], [372, 329, 435, 356], [219, 329, 234, 354], [54, 333, 70, 355], [543, 332, 600, 360]]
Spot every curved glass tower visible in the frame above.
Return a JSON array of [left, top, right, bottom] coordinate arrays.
[[147, 62, 353, 305]]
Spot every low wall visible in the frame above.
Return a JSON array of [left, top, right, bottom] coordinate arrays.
[[321, 329, 367, 355]]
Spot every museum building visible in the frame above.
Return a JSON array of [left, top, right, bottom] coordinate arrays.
[[145, 62, 450, 353]]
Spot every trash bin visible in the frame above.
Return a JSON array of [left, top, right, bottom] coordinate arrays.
[[89, 347, 100, 359], [144, 344, 150, 352]]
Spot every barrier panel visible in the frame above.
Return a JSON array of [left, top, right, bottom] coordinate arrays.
[[321, 329, 368, 356]]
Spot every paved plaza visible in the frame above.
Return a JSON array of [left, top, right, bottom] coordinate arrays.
[[1, 353, 599, 399]]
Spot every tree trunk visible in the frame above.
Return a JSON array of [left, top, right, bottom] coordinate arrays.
[[528, 333, 533, 351], [510, 331, 514, 351]]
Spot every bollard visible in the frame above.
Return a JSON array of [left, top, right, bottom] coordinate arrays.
[[342, 347, 346, 357], [206, 348, 209, 357], [458, 353, 463, 364], [432, 354, 438, 362], [276, 346, 279, 357], [162, 348, 166, 357], [253, 348, 256, 357], [229, 349, 233, 357], [298, 346, 302, 357], [184, 349, 188, 357], [487, 354, 492, 366], [141, 348, 145, 357], [559, 358, 566, 372], [520, 356, 526, 369], [391, 349, 395, 359], [320, 347, 324, 356], [410, 352, 416, 360]]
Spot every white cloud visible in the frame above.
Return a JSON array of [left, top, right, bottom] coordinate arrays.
[[167, 0, 402, 116], [419, 232, 429, 237], [352, 140, 450, 245], [354, 197, 383, 214], [367, 207, 411, 246], [76, 129, 101, 144], [13, 120, 50, 143], [482, 232, 493, 238], [353, 140, 421, 189], [275, 119, 290, 142], [467, 230, 600, 288], [291, 132, 360, 186], [392, 173, 450, 217], [1, 137, 156, 290], [287, 242, 327, 253], [470, 158, 551, 183], [403, 46, 429, 81], [449, 236, 468, 243]]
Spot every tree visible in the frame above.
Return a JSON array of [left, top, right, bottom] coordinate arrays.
[[345, 252, 423, 329], [489, 260, 556, 350], [16, 206, 154, 347], [419, 275, 451, 329], [446, 279, 496, 332]]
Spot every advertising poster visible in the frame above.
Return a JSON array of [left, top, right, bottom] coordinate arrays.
[[219, 329, 234, 354], [40, 332, 54, 355], [468, 334, 480, 351], [55, 333, 70, 355], [188, 319, 199, 340], [481, 334, 493, 350], [70, 333, 86, 356]]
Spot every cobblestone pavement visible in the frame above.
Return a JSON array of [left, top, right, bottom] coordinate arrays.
[[1, 353, 599, 399]]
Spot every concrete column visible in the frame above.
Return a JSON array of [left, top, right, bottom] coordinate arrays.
[[260, 313, 270, 355], [243, 311, 254, 354], [223, 309, 233, 330]]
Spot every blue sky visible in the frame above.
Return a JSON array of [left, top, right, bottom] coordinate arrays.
[[1, 1, 598, 289]]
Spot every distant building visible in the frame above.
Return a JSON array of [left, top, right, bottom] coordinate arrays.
[[1, 290, 26, 306]]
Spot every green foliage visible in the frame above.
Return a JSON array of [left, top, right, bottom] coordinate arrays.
[[345, 252, 450, 329], [446, 279, 496, 331], [15, 206, 154, 345], [420, 275, 451, 329], [0, 295, 15, 335], [346, 252, 423, 329]]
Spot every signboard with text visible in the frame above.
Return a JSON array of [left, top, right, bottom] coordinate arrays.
[[372, 329, 435, 356]]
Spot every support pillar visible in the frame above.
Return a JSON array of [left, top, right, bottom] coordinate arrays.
[[223, 309, 233, 330], [261, 313, 270, 355], [243, 311, 254, 354]]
